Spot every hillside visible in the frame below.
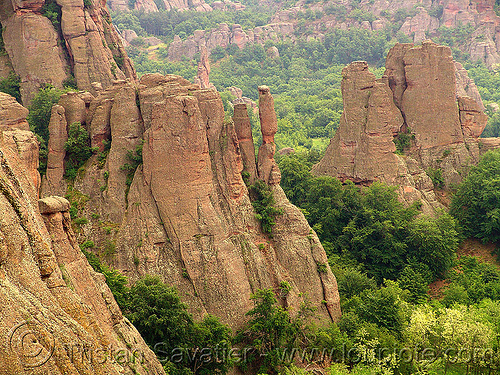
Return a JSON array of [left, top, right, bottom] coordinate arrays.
[[3, 0, 500, 374]]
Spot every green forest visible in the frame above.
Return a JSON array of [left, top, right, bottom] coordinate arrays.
[[110, 5, 500, 373], [4, 0, 500, 374]]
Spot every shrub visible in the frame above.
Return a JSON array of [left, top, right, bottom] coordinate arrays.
[[450, 149, 500, 243], [27, 86, 64, 143], [125, 275, 232, 374], [121, 142, 143, 184], [81, 248, 129, 307], [0, 72, 21, 103], [235, 288, 311, 373], [426, 167, 444, 188], [64, 122, 95, 180], [248, 179, 283, 234], [393, 129, 414, 154]]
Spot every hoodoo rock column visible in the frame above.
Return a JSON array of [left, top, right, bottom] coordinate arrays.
[[257, 85, 281, 185]]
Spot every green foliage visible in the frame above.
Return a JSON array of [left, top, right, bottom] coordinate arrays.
[[62, 74, 78, 90], [41, 0, 62, 28], [64, 122, 95, 180], [81, 248, 129, 307], [335, 267, 377, 300], [444, 256, 500, 305], [121, 141, 144, 187], [125, 275, 233, 374], [235, 288, 311, 373], [393, 129, 414, 154], [248, 179, 283, 234], [356, 280, 409, 336], [279, 154, 459, 283], [450, 149, 500, 243], [27, 86, 64, 143], [426, 167, 444, 188], [0, 72, 21, 103]]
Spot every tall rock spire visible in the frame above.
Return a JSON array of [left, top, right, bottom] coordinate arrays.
[[257, 85, 281, 185]]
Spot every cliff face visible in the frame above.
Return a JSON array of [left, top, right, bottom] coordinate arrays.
[[107, 0, 214, 12], [0, 0, 136, 105], [313, 42, 489, 214], [0, 93, 165, 375], [40, 75, 341, 329], [164, 0, 500, 68]]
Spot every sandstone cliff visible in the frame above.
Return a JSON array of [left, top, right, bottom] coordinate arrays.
[[0, 0, 135, 105], [163, 0, 500, 68], [313, 41, 488, 214], [0, 93, 165, 375], [108, 0, 214, 12], [40, 75, 341, 329]]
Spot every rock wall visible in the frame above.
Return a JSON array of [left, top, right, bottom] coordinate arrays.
[[313, 42, 488, 213], [108, 0, 214, 12], [41, 74, 341, 329], [166, 22, 294, 61], [162, 0, 500, 68], [0, 0, 136, 105], [0, 93, 165, 375]]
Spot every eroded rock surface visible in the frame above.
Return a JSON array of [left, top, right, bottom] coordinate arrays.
[[314, 42, 488, 213], [41, 75, 341, 329], [0, 0, 136, 104], [0, 93, 165, 375]]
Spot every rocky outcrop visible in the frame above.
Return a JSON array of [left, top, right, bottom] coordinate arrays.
[[194, 47, 215, 89], [455, 61, 485, 110], [0, 10, 68, 105], [0, 0, 135, 105], [167, 22, 293, 61], [41, 75, 341, 329], [399, 7, 439, 43], [314, 42, 488, 213], [234, 103, 258, 184], [0, 93, 165, 375], [108, 0, 213, 12], [257, 85, 281, 185]]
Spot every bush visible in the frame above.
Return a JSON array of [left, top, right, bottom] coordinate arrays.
[[426, 167, 444, 188], [27, 86, 64, 143], [248, 179, 283, 234], [81, 248, 129, 307], [235, 288, 311, 374], [121, 141, 143, 187], [0, 72, 21, 103], [451, 149, 500, 243], [64, 122, 95, 180], [125, 275, 233, 374]]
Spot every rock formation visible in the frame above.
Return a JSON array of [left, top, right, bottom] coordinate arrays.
[[108, 0, 213, 12], [233, 103, 258, 184], [0, 0, 135, 105], [41, 74, 341, 329], [160, 0, 500, 69], [313, 42, 489, 213], [194, 47, 215, 89], [257, 85, 281, 185], [0, 92, 165, 375], [166, 23, 293, 61]]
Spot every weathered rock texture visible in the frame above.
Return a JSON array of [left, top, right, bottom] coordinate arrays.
[[233, 103, 258, 184], [257, 85, 281, 185], [108, 0, 213, 12], [0, 93, 165, 375], [0, 0, 136, 105], [194, 47, 215, 90], [41, 74, 341, 329], [166, 22, 294, 61], [161, 0, 500, 69], [313, 42, 488, 213]]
